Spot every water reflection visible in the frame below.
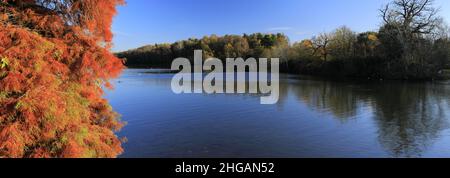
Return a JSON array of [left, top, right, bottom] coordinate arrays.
[[108, 69, 450, 158], [284, 79, 450, 157]]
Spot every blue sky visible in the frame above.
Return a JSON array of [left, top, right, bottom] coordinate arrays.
[[112, 0, 450, 52]]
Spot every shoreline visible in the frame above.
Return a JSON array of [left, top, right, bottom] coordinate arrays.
[[124, 67, 450, 82]]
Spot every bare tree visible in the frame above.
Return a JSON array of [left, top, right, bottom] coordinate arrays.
[[312, 33, 331, 61], [329, 26, 357, 59], [380, 0, 445, 72], [380, 0, 441, 36]]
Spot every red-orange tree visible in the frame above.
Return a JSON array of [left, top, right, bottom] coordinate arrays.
[[0, 0, 125, 158]]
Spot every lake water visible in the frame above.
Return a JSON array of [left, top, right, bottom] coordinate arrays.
[[105, 69, 450, 158]]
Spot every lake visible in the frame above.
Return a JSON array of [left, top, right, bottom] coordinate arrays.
[[105, 69, 450, 158]]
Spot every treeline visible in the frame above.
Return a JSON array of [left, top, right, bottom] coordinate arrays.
[[285, 26, 449, 79], [116, 33, 289, 68], [116, 0, 450, 80]]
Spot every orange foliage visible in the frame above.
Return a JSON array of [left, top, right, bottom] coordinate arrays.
[[0, 0, 125, 158]]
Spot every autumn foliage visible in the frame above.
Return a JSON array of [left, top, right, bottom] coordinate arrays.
[[0, 0, 125, 158]]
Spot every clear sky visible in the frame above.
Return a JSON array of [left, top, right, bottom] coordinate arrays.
[[111, 0, 450, 52]]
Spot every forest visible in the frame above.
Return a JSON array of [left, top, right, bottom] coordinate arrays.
[[117, 0, 450, 80]]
